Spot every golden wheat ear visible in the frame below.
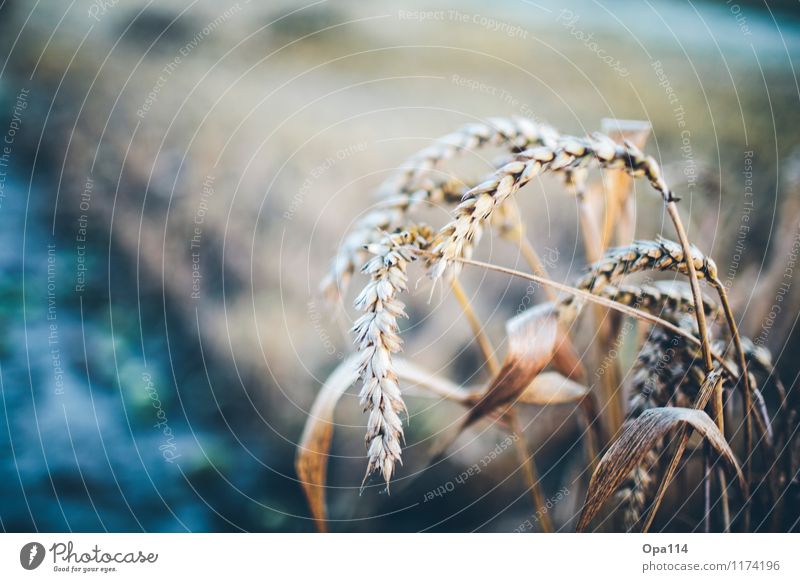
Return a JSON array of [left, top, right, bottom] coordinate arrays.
[[352, 225, 435, 487]]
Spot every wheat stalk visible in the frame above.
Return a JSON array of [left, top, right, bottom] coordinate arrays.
[[309, 114, 792, 531], [353, 224, 433, 486]]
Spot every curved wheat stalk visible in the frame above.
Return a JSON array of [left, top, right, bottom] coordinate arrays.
[[322, 117, 560, 300]]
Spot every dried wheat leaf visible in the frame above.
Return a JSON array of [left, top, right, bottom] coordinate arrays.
[[296, 355, 360, 532], [551, 331, 586, 380], [462, 303, 560, 427], [577, 406, 745, 532], [517, 372, 589, 406]]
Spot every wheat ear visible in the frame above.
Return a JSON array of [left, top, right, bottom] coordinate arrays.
[[430, 135, 672, 280], [353, 224, 433, 486], [556, 237, 718, 326]]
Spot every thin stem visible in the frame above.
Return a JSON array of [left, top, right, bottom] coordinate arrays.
[[719, 469, 731, 531], [711, 278, 754, 504], [450, 279, 500, 374], [664, 205, 714, 373], [578, 199, 604, 264], [518, 236, 557, 302], [600, 117, 651, 248], [576, 186, 623, 440], [501, 200, 557, 303], [508, 413, 554, 533], [664, 201, 729, 532], [579, 396, 601, 479]]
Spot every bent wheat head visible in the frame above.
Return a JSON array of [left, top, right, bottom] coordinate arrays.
[[353, 224, 434, 485]]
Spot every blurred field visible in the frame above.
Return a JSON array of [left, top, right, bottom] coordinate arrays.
[[0, 0, 798, 531]]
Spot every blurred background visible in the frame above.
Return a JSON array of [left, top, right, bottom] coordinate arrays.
[[0, 0, 798, 532]]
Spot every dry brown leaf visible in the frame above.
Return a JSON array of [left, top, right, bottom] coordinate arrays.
[[295, 355, 360, 533], [517, 371, 589, 406], [462, 303, 560, 427], [577, 406, 745, 532], [551, 329, 586, 381]]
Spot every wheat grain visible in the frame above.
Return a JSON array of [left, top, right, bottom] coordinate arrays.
[[577, 238, 718, 292], [352, 223, 433, 486], [379, 116, 559, 195]]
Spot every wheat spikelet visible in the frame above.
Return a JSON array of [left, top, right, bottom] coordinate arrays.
[[380, 116, 559, 195], [352, 223, 434, 486], [629, 317, 708, 415], [430, 134, 674, 280], [322, 117, 560, 299]]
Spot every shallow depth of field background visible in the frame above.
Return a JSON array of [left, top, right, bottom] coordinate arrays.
[[0, 0, 798, 532]]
